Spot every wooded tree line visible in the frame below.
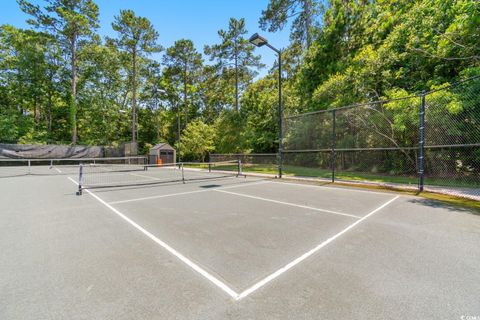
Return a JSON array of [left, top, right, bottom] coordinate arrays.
[[0, 0, 478, 160]]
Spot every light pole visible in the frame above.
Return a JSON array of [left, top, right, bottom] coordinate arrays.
[[249, 33, 283, 178], [177, 99, 181, 163]]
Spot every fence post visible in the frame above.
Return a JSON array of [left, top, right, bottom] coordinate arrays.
[[418, 93, 426, 191], [331, 109, 336, 183], [181, 162, 185, 184]]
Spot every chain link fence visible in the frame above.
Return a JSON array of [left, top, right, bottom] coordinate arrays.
[[213, 76, 480, 200], [210, 153, 278, 175]]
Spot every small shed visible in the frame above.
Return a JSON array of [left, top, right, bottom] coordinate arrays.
[[149, 143, 176, 165]]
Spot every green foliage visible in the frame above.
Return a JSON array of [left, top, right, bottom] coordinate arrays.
[[111, 10, 161, 54], [198, 65, 235, 122], [163, 39, 203, 127], [18, 0, 100, 144], [0, 0, 478, 163], [177, 120, 216, 161], [241, 77, 279, 152], [0, 24, 66, 144], [111, 9, 161, 143], [0, 111, 20, 143], [213, 110, 246, 153], [259, 0, 322, 48], [205, 17, 263, 111], [299, 0, 480, 110]]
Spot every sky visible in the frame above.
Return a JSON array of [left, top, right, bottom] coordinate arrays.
[[1, 0, 292, 78]]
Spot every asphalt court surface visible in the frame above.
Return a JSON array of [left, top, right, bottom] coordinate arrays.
[[1, 169, 480, 319]]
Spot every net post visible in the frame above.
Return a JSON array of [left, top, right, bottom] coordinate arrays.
[[28, 160, 31, 174], [76, 163, 84, 196], [49, 159, 53, 169], [208, 163, 212, 173], [181, 163, 185, 184], [418, 93, 426, 192]]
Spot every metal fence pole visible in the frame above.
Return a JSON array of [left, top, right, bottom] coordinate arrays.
[[418, 93, 426, 191], [237, 159, 242, 177], [331, 109, 336, 183], [181, 162, 185, 184], [277, 50, 283, 179]]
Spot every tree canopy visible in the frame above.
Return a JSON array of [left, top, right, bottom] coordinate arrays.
[[0, 0, 478, 158]]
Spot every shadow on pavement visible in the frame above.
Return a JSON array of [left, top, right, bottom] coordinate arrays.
[[407, 198, 480, 216]]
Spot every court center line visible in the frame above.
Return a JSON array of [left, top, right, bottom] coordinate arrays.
[[67, 177, 239, 299], [108, 180, 269, 205], [235, 195, 400, 300], [214, 189, 362, 219]]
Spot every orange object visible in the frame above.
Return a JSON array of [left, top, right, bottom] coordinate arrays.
[[156, 158, 163, 166]]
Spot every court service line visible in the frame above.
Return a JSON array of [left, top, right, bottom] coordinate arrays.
[[108, 180, 270, 205], [215, 189, 362, 219], [235, 195, 400, 300], [67, 177, 239, 299]]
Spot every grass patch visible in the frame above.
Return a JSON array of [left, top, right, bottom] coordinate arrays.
[[241, 164, 479, 188], [415, 192, 480, 214]]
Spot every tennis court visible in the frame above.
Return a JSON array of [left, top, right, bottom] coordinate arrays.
[[1, 159, 479, 319]]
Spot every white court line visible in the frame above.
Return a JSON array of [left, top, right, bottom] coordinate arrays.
[[54, 167, 62, 173], [215, 189, 361, 219], [68, 176, 399, 300], [235, 195, 400, 300], [273, 180, 394, 196], [67, 177, 239, 299], [110, 189, 211, 204], [109, 180, 269, 205]]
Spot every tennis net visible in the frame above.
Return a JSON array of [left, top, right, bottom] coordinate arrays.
[[0, 157, 147, 178], [76, 160, 243, 195]]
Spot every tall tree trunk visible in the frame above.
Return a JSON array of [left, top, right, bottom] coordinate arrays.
[[235, 52, 239, 112], [304, 0, 312, 48], [47, 89, 52, 136], [33, 60, 38, 125], [71, 37, 78, 145], [183, 64, 188, 128], [33, 94, 38, 126], [132, 49, 137, 143]]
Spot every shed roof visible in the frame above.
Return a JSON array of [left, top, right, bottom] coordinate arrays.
[[149, 143, 175, 155]]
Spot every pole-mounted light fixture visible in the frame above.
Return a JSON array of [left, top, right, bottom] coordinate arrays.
[[249, 33, 283, 178], [249, 33, 268, 47]]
